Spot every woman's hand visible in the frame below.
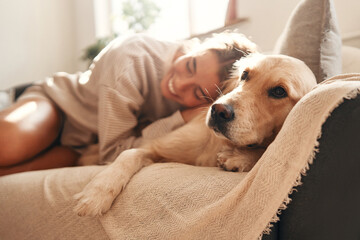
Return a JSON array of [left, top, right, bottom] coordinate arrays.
[[180, 104, 211, 123]]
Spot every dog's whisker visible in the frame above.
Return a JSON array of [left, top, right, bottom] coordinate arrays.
[[215, 84, 224, 97], [204, 88, 213, 100], [201, 95, 213, 102], [201, 88, 215, 103], [201, 95, 214, 103]]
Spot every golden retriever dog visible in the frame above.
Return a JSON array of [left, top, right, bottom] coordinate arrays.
[[74, 53, 316, 216]]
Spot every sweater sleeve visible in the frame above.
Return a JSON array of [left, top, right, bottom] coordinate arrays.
[[95, 35, 184, 164], [141, 110, 185, 139], [98, 83, 185, 164], [98, 82, 143, 163]]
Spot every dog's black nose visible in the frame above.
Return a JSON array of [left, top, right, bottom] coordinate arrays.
[[211, 103, 235, 122]]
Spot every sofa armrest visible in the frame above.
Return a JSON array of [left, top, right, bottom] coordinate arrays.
[[264, 94, 360, 240]]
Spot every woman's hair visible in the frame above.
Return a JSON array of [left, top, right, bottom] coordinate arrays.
[[184, 31, 258, 83]]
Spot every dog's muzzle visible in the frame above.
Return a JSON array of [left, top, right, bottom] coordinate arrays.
[[207, 103, 234, 137]]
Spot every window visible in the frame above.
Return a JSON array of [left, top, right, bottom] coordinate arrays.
[[101, 0, 230, 40]]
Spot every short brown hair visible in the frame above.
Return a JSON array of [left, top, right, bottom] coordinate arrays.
[[185, 31, 258, 82]]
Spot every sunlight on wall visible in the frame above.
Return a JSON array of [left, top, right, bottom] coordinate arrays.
[[188, 0, 229, 36]]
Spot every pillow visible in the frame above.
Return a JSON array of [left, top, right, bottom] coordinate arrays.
[[274, 0, 342, 83]]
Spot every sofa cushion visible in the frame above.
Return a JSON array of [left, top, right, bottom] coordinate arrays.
[[274, 0, 342, 83]]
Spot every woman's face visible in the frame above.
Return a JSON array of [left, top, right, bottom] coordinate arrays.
[[161, 50, 221, 108]]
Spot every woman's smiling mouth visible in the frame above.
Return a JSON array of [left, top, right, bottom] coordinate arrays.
[[168, 77, 177, 96]]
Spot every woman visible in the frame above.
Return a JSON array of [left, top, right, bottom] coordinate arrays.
[[0, 32, 257, 176]]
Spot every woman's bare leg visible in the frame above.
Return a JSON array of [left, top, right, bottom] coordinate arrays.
[[0, 145, 80, 176], [0, 96, 63, 166]]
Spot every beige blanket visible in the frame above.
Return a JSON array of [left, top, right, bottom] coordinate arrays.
[[0, 74, 359, 240], [100, 73, 360, 240]]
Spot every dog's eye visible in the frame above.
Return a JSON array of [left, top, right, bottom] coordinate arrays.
[[269, 86, 287, 99], [241, 71, 249, 81], [247, 144, 257, 148]]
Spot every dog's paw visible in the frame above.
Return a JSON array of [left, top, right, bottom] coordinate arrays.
[[217, 148, 257, 172], [73, 185, 117, 217], [73, 174, 129, 217]]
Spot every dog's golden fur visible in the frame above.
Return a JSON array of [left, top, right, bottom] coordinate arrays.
[[74, 53, 317, 216]]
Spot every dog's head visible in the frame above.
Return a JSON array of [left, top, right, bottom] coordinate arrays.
[[206, 53, 316, 148]]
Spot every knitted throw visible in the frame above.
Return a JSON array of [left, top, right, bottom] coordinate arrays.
[[99, 74, 360, 240]]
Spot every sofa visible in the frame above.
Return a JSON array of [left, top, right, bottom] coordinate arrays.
[[263, 94, 360, 240], [264, 0, 360, 237], [0, 0, 359, 239]]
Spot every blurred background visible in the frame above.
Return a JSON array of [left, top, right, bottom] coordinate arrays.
[[0, 0, 359, 89]]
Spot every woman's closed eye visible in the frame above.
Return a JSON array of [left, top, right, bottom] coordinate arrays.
[[186, 58, 197, 75], [194, 87, 212, 103]]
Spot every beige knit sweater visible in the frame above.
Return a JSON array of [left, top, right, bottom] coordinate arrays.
[[24, 34, 184, 163]]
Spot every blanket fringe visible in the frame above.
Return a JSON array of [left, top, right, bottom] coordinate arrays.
[[258, 88, 360, 240], [257, 136, 320, 240]]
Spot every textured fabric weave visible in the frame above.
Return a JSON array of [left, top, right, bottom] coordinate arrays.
[[99, 74, 360, 239], [2, 74, 358, 240]]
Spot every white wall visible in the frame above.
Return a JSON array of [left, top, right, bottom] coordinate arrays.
[[233, 0, 299, 51], [0, 0, 359, 89], [74, 0, 97, 71], [333, 0, 360, 48], [0, 0, 96, 89], [232, 0, 360, 51]]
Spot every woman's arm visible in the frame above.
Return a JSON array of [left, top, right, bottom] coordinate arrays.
[[93, 34, 183, 164], [98, 84, 186, 164]]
